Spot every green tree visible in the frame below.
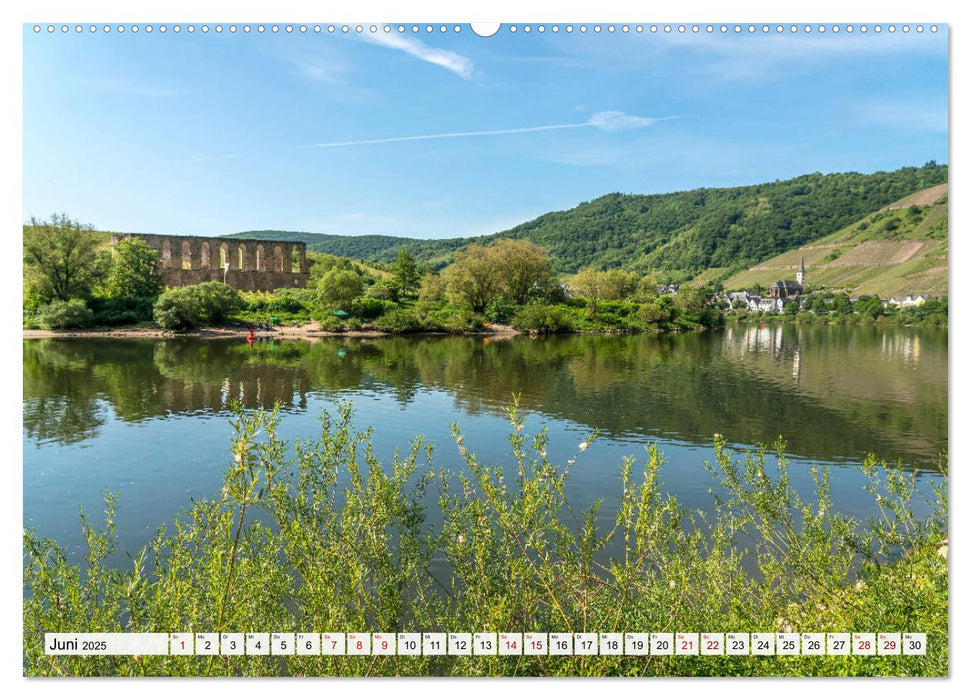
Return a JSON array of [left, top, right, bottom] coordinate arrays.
[[673, 286, 708, 320], [490, 239, 552, 305], [23, 214, 106, 303], [193, 282, 244, 324], [392, 249, 421, 297], [832, 293, 853, 315], [783, 301, 799, 316], [367, 280, 399, 302], [105, 237, 164, 301], [854, 295, 885, 320], [569, 268, 607, 313], [318, 268, 364, 311], [308, 253, 355, 287], [444, 245, 499, 312], [418, 272, 446, 304], [570, 267, 639, 313]]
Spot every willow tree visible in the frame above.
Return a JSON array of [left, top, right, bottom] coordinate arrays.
[[490, 239, 551, 305], [445, 239, 552, 311], [444, 245, 500, 312]]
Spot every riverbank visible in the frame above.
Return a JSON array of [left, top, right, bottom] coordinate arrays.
[[22, 321, 522, 341]]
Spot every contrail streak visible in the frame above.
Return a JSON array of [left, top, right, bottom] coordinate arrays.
[[303, 123, 591, 149]]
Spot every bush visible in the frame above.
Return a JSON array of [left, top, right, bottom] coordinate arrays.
[[193, 282, 244, 324], [34, 299, 93, 329], [367, 280, 399, 302], [510, 304, 575, 334], [268, 295, 308, 314], [373, 309, 423, 334], [596, 300, 638, 316], [317, 269, 364, 311], [154, 282, 244, 329], [349, 296, 398, 320], [318, 316, 347, 332], [637, 301, 672, 325], [89, 296, 155, 326], [485, 296, 515, 324], [153, 288, 203, 330], [426, 305, 484, 333], [242, 290, 313, 316]]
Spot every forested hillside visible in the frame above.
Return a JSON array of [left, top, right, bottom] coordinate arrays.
[[233, 162, 946, 277], [723, 183, 948, 297]]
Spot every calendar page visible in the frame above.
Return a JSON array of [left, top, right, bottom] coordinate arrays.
[[20, 4, 949, 682]]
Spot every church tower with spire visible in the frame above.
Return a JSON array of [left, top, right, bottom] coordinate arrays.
[[796, 256, 806, 287]]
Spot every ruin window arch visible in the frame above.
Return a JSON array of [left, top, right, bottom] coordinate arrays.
[[291, 247, 301, 273], [182, 240, 192, 269], [238, 243, 247, 270], [201, 242, 211, 269], [161, 240, 172, 268], [219, 242, 229, 270], [274, 245, 284, 272], [256, 245, 265, 271]]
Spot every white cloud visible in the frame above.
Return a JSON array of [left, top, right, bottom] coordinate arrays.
[[363, 32, 475, 80], [588, 111, 659, 131]]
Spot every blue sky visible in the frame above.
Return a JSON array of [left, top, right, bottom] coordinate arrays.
[[23, 25, 948, 239]]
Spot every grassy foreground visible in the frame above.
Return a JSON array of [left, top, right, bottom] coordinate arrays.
[[23, 401, 948, 677]]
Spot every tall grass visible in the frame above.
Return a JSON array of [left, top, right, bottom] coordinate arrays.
[[23, 400, 948, 677]]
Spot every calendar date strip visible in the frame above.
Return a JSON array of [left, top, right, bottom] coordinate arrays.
[[45, 632, 927, 657]]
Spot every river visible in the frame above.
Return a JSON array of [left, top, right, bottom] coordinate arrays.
[[23, 323, 948, 566]]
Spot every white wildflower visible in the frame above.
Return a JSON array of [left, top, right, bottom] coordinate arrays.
[[578, 441, 589, 452], [457, 534, 466, 545]]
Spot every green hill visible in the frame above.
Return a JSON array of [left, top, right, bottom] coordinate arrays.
[[722, 183, 948, 297], [228, 163, 947, 277], [227, 231, 464, 269]]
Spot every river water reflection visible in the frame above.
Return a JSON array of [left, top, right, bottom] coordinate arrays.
[[23, 324, 947, 564]]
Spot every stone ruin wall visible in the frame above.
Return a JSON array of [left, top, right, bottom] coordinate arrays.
[[110, 233, 309, 292]]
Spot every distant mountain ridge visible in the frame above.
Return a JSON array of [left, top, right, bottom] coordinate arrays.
[[227, 162, 947, 278]]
